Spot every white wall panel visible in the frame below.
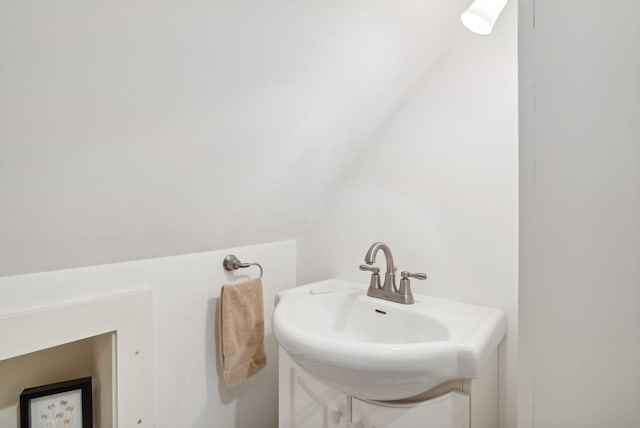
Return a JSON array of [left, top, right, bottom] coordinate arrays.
[[0, 240, 296, 428], [519, 1, 640, 426]]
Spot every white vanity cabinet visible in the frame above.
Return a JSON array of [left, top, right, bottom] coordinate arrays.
[[279, 347, 498, 428]]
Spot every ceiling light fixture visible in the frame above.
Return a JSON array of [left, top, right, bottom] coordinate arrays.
[[461, 0, 508, 35]]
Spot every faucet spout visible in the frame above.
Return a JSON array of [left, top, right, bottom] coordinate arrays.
[[364, 242, 396, 292]]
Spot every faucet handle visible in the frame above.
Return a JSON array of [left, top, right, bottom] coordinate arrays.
[[400, 271, 427, 280], [360, 265, 381, 290], [399, 271, 427, 304], [359, 264, 380, 274]]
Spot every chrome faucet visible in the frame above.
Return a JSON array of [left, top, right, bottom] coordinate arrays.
[[359, 242, 427, 304]]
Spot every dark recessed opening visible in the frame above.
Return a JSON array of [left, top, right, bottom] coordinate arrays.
[[374, 309, 386, 315]]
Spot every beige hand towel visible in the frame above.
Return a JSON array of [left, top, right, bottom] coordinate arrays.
[[217, 277, 267, 387]]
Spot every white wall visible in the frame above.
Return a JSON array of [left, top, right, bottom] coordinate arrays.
[[297, 2, 518, 427], [519, 1, 640, 427], [0, 1, 523, 425], [0, 239, 296, 428], [0, 0, 469, 276]]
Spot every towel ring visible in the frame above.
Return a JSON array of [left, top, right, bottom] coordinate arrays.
[[223, 254, 263, 279]]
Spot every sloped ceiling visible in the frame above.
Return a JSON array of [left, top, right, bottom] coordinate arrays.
[[0, 0, 468, 275]]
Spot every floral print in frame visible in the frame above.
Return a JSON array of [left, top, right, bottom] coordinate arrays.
[[20, 377, 92, 428]]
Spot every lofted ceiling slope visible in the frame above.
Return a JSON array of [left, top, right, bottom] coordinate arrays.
[[0, 0, 469, 275]]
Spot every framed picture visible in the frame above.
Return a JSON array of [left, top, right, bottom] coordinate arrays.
[[19, 377, 92, 428]]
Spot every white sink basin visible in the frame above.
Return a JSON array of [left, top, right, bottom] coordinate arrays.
[[272, 279, 506, 400]]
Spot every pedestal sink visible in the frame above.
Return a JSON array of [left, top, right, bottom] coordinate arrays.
[[272, 279, 506, 401]]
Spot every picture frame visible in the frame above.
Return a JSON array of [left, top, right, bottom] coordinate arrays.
[[19, 377, 92, 428]]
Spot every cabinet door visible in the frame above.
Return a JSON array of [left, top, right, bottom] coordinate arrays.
[[279, 347, 348, 428], [291, 365, 348, 428], [351, 391, 469, 428]]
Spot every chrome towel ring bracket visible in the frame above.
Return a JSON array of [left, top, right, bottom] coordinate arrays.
[[223, 254, 264, 279]]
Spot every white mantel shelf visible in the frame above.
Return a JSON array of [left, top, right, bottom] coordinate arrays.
[[0, 290, 153, 428]]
